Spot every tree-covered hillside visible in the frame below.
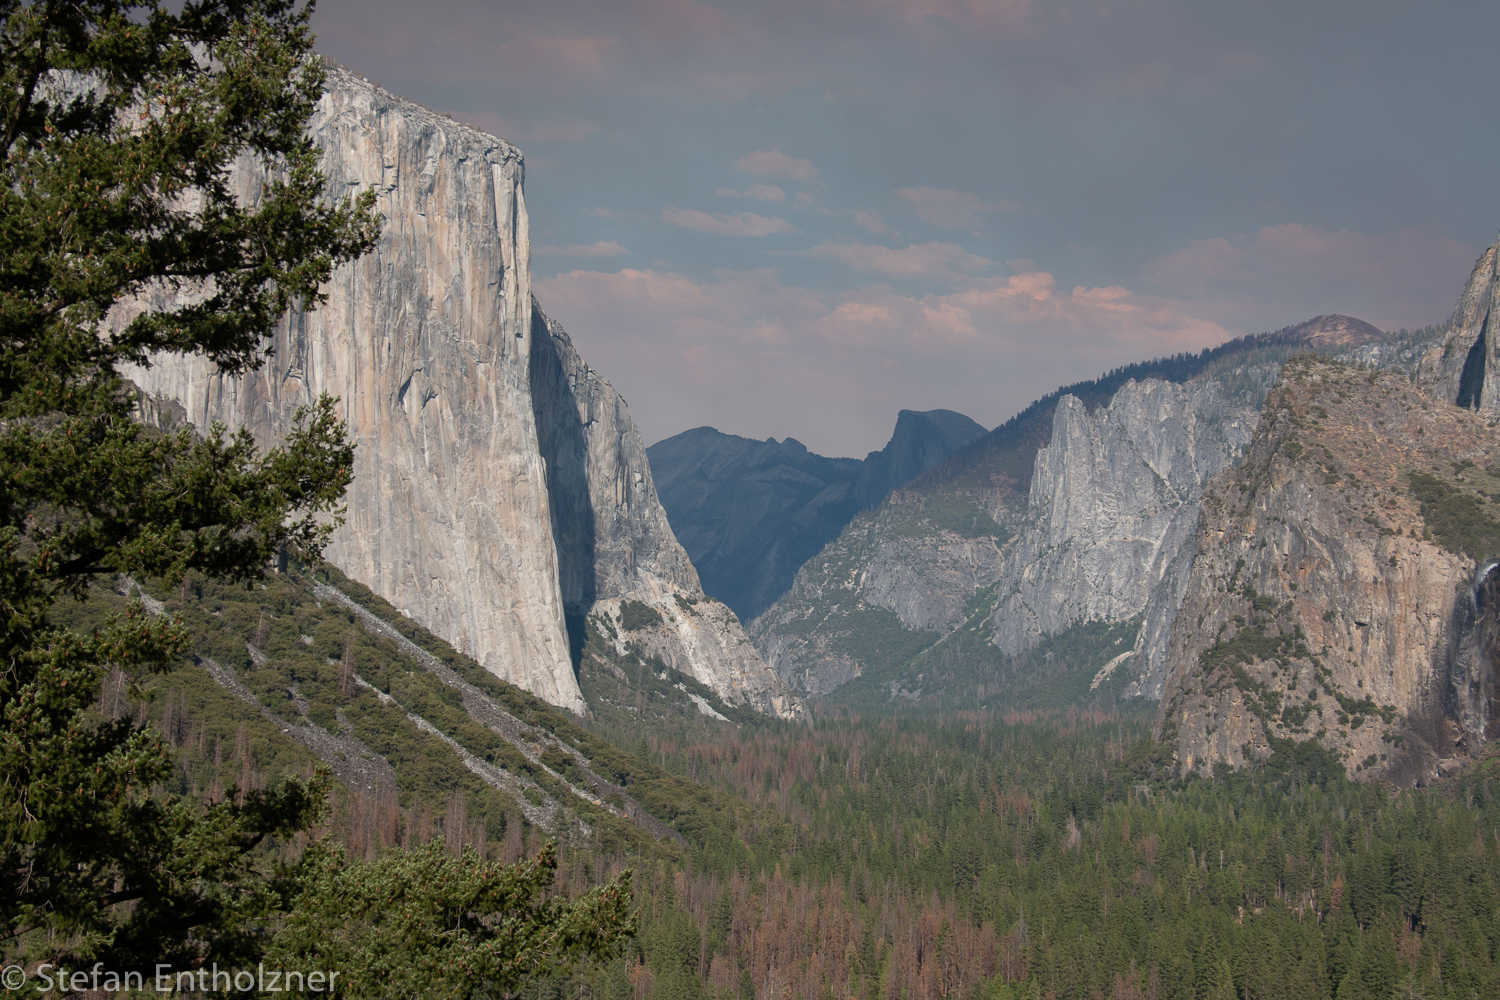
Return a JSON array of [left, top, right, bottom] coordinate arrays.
[[18, 562, 1500, 1000]]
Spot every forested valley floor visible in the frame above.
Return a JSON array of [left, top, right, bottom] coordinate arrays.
[[57, 566, 1500, 1000]]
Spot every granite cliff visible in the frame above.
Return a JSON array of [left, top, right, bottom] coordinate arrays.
[[1155, 354, 1500, 783], [751, 318, 1383, 701], [123, 66, 801, 719], [984, 377, 1261, 661], [1417, 238, 1500, 411]]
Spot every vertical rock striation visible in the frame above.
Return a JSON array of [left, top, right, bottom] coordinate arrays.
[[530, 308, 700, 609], [985, 378, 1262, 671], [1418, 237, 1500, 411], [530, 310, 804, 718], [125, 68, 583, 712], [1156, 356, 1500, 782], [124, 67, 800, 719]]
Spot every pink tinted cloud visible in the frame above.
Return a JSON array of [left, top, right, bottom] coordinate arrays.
[[1144, 223, 1479, 331], [508, 34, 618, 73], [661, 207, 797, 236], [535, 241, 629, 257], [735, 150, 820, 181], [534, 264, 1232, 456], [896, 187, 1020, 229], [854, 209, 887, 234], [804, 241, 994, 281]]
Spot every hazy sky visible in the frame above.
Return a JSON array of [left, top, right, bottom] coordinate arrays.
[[313, 0, 1500, 457]]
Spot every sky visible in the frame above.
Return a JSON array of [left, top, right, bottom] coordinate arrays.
[[312, 0, 1500, 458]]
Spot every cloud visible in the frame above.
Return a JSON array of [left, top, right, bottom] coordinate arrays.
[[534, 264, 1232, 456], [535, 241, 629, 257], [1144, 223, 1479, 331], [854, 209, 887, 234], [896, 187, 1020, 229], [660, 207, 797, 236], [735, 150, 820, 181], [715, 184, 786, 203], [803, 241, 994, 281]]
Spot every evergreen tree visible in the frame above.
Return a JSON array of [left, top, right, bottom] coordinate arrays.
[[269, 841, 637, 1000], [0, 0, 380, 971]]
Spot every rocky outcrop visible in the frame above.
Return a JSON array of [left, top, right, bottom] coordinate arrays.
[[753, 375, 1266, 698], [985, 378, 1263, 664], [592, 597, 806, 719], [530, 309, 700, 608], [123, 67, 800, 719], [531, 311, 803, 718], [1417, 237, 1500, 411], [1292, 314, 1387, 350], [1156, 355, 1500, 782]]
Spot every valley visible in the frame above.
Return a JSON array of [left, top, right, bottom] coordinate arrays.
[[9, 42, 1500, 1000]]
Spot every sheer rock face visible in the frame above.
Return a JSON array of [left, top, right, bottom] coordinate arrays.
[[752, 376, 1261, 697], [1156, 357, 1499, 782], [1418, 238, 1500, 411], [985, 379, 1261, 672], [124, 68, 801, 719], [529, 310, 701, 609], [530, 312, 804, 718]]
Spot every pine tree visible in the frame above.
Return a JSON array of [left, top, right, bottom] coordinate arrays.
[[0, 0, 378, 972], [269, 841, 636, 1000]]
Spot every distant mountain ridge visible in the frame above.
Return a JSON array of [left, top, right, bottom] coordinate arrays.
[[750, 314, 1390, 705], [853, 409, 988, 508], [648, 409, 986, 621]]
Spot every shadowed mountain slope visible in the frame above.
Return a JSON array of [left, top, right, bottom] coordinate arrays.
[[649, 409, 985, 621]]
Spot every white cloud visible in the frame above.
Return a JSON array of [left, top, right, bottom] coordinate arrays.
[[714, 184, 786, 203], [534, 265, 1233, 456], [534, 241, 629, 257], [660, 207, 797, 236], [896, 187, 1020, 229], [735, 150, 820, 181], [803, 241, 994, 281]]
